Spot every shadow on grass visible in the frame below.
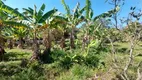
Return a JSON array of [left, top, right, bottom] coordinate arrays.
[[0, 64, 22, 76], [3, 52, 30, 61]]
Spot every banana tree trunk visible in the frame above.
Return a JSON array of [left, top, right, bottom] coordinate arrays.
[[0, 36, 5, 47], [30, 31, 40, 61], [70, 28, 75, 49], [82, 35, 86, 50], [60, 37, 65, 49], [41, 29, 51, 63], [8, 39, 13, 49], [17, 37, 23, 49], [47, 29, 51, 49], [60, 32, 66, 49]]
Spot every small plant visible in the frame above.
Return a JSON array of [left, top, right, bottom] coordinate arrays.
[[50, 49, 66, 62], [71, 64, 94, 79], [59, 55, 73, 69], [85, 54, 100, 67], [57, 64, 94, 80]]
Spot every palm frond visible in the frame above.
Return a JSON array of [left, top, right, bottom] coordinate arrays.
[[93, 6, 120, 21], [38, 9, 58, 23], [3, 21, 29, 28], [89, 8, 93, 19], [37, 4, 46, 19], [73, 2, 80, 19], [85, 0, 91, 19], [0, 2, 26, 20], [80, 7, 86, 14], [61, 0, 71, 17], [23, 8, 34, 16]]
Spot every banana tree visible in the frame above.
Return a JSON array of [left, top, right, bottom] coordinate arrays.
[[82, 0, 120, 53], [0, 11, 8, 46], [0, 1, 28, 47], [61, 0, 85, 49], [2, 26, 29, 49], [23, 4, 57, 60], [49, 15, 69, 49], [0, 1, 26, 20], [84, 0, 120, 37], [39, 18, 61, 63]]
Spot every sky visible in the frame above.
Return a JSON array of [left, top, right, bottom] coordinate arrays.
[[4, 0, 142, 16], [3, 0, 142, 27]]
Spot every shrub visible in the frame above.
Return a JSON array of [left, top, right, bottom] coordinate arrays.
[[59, 56, 73, 69], [72, 54, 85, 64], [85, 54, 100, 67], [50, 49, 66, 62]]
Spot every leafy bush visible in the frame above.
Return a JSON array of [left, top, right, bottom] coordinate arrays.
[[50, 49, 66, 62], [59, 56, 73, 69], [85, 54, 100, 67], [50, 49, 102, 69], [72, 54, 85, 64]]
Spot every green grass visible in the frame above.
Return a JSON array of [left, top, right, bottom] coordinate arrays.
[[57, 64, 94, 80], [0, 48, 33, 80], [0, 48, 32, 67], [0, 42, 142, 80], [0, 48, 96, 80]]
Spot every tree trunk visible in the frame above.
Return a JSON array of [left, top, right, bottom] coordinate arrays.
[[17, 37, 23, 49], [47, 29, 51, 50], [0, 36, 5, 47], [60, 37, 65, 49], [30, 31, 40, 61], [8, 39, 13, 49], [82, 35, 89, 50], [0, 45, 6, 61], [60, 32, 66, 49], [70, 29, 75, 49], [41, 29, 51, 63]]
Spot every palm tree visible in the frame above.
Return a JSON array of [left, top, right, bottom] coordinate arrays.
[[49, 15, 69, 49], [2, 26, 29, 49], [0, 1, 27, 47], [0, 10, 9, 46], [0, 1, 26, 20], [23, 4, 57, 60], [81, 0, 120, 51], [61, 0, 85, 49]]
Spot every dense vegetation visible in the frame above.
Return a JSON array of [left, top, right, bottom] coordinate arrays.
[[0, 0, 142, 80]]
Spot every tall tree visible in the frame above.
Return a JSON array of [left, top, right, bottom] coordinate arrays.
[[2, 26, 29, 49], [0, 1, 28, 47], [61, 0, 85, 49], [23, 4, 57, 60], [82, 0, 120, 55]]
